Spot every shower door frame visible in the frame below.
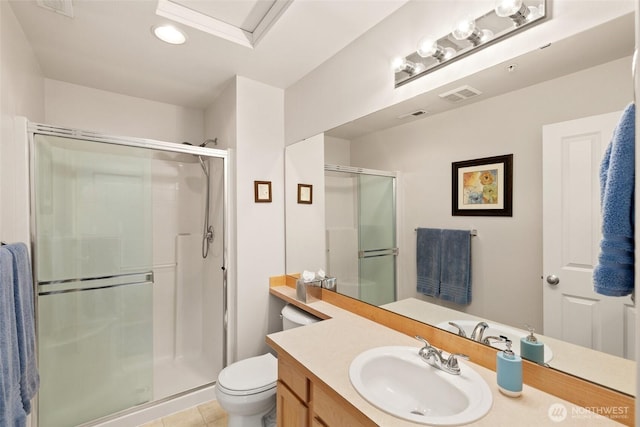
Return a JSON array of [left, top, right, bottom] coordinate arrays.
[[27, 122, 230, 427]]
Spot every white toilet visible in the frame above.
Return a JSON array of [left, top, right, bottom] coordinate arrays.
[[215, 304, 320, 427]]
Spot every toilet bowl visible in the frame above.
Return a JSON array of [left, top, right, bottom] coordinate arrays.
[[215, 304, 320, 427]]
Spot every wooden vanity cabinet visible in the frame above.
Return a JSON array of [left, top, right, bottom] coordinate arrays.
[[276, 353, 375, 427]]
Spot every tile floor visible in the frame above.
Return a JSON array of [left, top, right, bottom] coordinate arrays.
[[140, 400, 228, 427]]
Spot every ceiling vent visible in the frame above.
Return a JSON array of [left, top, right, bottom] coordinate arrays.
[[36, 0, 74, 17], [397, 109, 428, 120], [438, 85, 482, 103]]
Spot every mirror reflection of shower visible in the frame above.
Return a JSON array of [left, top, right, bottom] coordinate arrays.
[[182, 138, 218, 258]]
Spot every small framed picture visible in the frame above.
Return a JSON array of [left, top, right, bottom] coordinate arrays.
[[254, 181, 272, 203], [452, 154, 513, 216], [297, 184, 313, 204]]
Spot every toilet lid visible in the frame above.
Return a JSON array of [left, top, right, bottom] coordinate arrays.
[[218, 353, 277, 394]]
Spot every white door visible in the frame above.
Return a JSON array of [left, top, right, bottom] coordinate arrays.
[[543, 111, 635, 360]]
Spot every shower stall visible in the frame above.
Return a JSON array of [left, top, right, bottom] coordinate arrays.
[[28, 123, 228, 427], [324, 165, 397, 306]]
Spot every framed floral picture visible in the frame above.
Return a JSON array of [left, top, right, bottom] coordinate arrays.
[[452, 154, 513, 216]]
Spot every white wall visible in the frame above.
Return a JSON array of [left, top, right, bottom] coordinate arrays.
[[204, 79, 238, 362], [44, 79, 204, 144], [233, 77, 285, 360], [285, 133, 326, 274], [285, 0, 635, 145], [348, 56, 632, 332], [0, 1, 45, 245]]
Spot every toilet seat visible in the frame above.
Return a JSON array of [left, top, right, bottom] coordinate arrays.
[[217, 353, 277, 396]]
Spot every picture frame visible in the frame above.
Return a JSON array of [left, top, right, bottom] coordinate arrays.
[[452, 154, 513, 216], [254, 181, 272, 203], [297, 184, 313, 204]]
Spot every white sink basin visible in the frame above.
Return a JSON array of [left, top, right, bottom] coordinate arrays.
[[349, 346, 492, 425], [436, 320, 553, 363]]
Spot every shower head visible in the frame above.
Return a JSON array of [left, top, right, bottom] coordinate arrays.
[[181, 138, 218, 147]]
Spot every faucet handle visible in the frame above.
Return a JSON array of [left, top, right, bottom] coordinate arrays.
[[445, 353, 469, 372], [482, 335, 508, 345], [448, 322, 467, 338], [414, 335, 431, 348]]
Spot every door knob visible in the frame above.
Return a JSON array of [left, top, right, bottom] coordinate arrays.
[[546, 275, 560, 286]]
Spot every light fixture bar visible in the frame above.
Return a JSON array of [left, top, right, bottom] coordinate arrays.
[[393, 0, 546, 88]]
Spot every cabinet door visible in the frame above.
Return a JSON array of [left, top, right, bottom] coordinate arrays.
[[312, 383, 375, 427], [277, 381, 308, 427], [311, 415, 328, 427]]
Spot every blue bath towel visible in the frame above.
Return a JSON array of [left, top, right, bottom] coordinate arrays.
[[593, 104, 635, 296], [5, 243, 39, 413], [416, 228, 442, 297], [0, 247, 28, 427], [439, 229, 472, 305]]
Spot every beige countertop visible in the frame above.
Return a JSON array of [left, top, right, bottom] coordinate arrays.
[[267, 286, 622, 426], [382, 298, 635, 397]]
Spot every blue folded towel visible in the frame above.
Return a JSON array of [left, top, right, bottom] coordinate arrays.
[[416, 228, 442, 297], [439, 229, 472, 305], [0, 247, 28, 427], [593, 104, 635, 296], [5, 243, 39, 413]]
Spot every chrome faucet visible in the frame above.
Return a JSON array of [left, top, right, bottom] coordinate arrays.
[[470, 322, 489, 342], [448, 321, 488, 343], [415, 336, 469, 375]]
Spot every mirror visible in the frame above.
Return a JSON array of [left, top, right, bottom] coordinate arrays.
[[285, 13, 636, 396]]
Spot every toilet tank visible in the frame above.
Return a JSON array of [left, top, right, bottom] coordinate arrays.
[[281, 304, 320, 330]]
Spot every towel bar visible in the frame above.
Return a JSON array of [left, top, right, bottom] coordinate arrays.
[[415, 228, 477, 236]]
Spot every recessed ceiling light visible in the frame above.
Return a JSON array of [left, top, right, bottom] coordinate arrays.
[[152, 25, 187, 45]]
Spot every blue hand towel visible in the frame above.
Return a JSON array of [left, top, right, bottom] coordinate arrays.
[[416, 228, 442, 297], [5, 243, 39, 413], [593, 103, 635, 296], [439, 229, 472, 305], [0, 247, 28, 427]]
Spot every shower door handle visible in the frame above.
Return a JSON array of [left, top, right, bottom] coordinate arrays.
[[37, 271, 154, 295], [358, 248, 399, 259]]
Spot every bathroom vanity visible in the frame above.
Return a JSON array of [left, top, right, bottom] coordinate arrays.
[[267, 281, 626, 426]]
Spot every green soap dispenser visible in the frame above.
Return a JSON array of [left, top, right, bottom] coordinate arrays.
[[520, 325, 544, 364]]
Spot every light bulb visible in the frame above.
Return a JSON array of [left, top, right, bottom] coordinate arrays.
[[452, 17, 484, 46], [527, 5, 542, 20], [391, 57, 417, 75], [452, 17, 477, 40], [443, 47, 456, 60], [494, 0, 530, 25], [481, 29, 494, 42], [416, 36, 439, 58], [494, 0, 523, 17], [391, 57, 406, 73]]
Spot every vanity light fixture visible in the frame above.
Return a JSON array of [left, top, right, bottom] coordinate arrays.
[[392, 0, 546, 88], [152, 24, 187, 45]]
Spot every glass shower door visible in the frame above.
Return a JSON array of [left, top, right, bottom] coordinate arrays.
[[358, 174, 397, 305], [34, 134, 154, 427]]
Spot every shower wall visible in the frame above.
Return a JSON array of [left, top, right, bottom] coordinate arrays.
[[150, 154, 224, 400]]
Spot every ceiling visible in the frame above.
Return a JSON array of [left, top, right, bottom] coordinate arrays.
[[9, 0, 408, 108]]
